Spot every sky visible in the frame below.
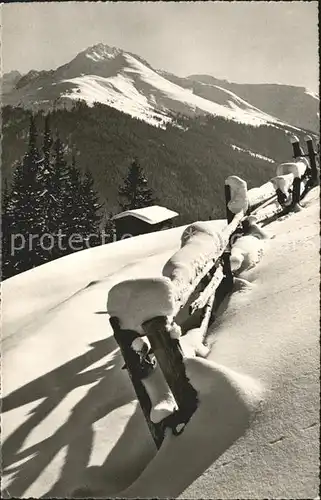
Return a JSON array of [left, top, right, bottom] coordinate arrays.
[[2, 1, 319, 92]]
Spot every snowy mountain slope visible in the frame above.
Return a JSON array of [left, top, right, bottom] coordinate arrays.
[[1, 43, 309, 130], [1, 188, 319, 498], [61, 52, 282, 128], [186, 74, 319, 133]]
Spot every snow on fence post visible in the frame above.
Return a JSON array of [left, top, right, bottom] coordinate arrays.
[[276, 160, 309, 209], [224, 176, 248, 282], [290, 135, 304, 159], [271, 173, 294, 208], [225, 176, 248, 223], [305, 135, 319, 185], [107, 277, 179, 447]]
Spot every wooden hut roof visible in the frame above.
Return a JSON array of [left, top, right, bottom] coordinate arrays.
[[112, 205, 179, 225]]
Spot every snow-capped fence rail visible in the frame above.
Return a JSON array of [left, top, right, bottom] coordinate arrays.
[[225, 135, 318, 225], [107, 135, 318, 448]]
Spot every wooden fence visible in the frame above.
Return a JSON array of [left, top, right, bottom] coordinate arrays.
[[107, 135, 318, 449]]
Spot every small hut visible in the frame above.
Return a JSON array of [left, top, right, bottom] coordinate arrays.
[[112, 205, 179, 240]]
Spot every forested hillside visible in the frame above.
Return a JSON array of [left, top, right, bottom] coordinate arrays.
[[1, 102, 311, 224]]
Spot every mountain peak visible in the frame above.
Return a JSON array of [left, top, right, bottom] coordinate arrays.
[[84, 43, 122, 62]]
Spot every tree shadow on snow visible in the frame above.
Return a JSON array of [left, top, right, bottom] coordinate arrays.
[[1, 336, 137, 498], [73, 357, 264, 499], [69, 406, 157, 498], [2, 299, 263, 499]]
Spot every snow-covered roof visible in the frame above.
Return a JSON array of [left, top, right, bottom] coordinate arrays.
[[112, 205, 179, 225]]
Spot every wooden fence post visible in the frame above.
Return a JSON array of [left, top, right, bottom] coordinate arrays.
[[305, 135, 319, 185], [290, 135, 304, 159], [291, 177, 302, 207], [224, 184, 234, 224], [222, 250, 233, 287], [109, 316, 164, 448], [142, 316, 198, 433], [224, 183, 235, 285]]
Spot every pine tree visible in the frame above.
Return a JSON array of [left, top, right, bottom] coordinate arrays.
[[38, 113, 55, 238], [7, 116, 46, 274], [1, 180, 14, 280], [48, 136, 72, 257], [43, 114, 53, 171], [103, 211, 116, 244], [65, 154, 86, 235], [80, 170, 102, 246], [118, 157, 155, 211]]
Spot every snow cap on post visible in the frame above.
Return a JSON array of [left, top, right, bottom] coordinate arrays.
[[276, 160, 308, 179], [271, 173, 294, 196], [107, 277, 175, 333], [290, 135, 300, 144], [180, 221, 218, 247], [225, 175, 248, 215], [290, 135, 303, 158]]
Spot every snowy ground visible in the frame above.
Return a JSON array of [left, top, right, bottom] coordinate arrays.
[[1, 189, 319, 499], [183, 187, 320, 499]]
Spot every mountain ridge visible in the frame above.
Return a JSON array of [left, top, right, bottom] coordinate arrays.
[[1, 43, 318, 132]]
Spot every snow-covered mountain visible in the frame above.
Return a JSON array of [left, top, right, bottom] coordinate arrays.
[[2, 43, 318, 131]]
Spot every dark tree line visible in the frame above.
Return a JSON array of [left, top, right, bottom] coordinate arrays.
[[1, 113, 157, 280], [2, 102, 296, 227]]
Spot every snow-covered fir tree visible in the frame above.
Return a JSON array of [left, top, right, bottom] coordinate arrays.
[[6, 116, 47, 274], [103, 211, 116, 244], [118, 157, 155, 211], [1, 180, 14, 280], [80, 169, 102, 246]]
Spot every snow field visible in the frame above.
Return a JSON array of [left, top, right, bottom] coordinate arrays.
[[183, 187, 319, 499], [1, 182, 319, 498], [123, 54, 282, 127], [118, 358, 264, 499], [63, 74, 171, 128], [121, 187, 319, 500]]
